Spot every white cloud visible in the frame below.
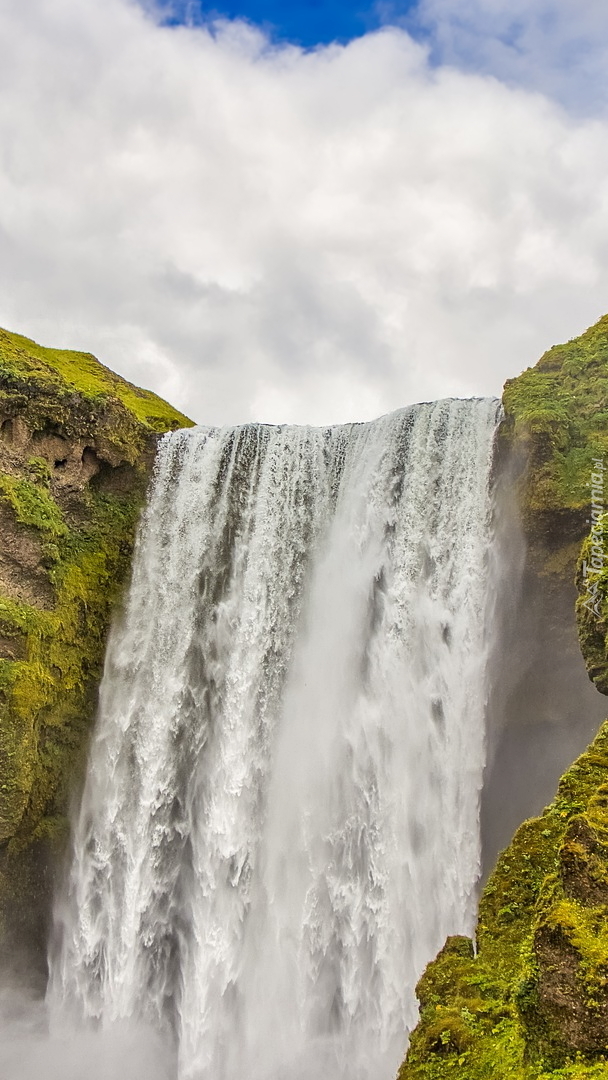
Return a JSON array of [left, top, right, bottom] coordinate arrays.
[[406, 0, 608, 113], [0, 0, 608, 424]]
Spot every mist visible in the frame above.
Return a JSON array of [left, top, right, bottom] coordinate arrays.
[[0, 987, 173, 1080]]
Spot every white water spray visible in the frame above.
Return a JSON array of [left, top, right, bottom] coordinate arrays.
[[49, 398, 500, 1080]]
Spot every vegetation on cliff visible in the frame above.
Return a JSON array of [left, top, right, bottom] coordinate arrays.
[[399, 316, 608, 1079], [0, 326, 192, 964], [497, 314, 608, 586], [399, 726, 608, 1080], [501, 315, 608, 517]]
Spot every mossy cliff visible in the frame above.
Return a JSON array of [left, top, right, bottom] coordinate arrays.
[[498, 312, 608, 581], [399, 728, 608, 1080], [0, 327, 192, 974], [398, 316, 608, 1079]]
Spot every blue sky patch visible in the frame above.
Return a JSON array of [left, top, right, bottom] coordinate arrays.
[[159, 0, 419, 47]]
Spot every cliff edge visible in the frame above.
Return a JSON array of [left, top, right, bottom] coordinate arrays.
[[0, 327, 192, 975]]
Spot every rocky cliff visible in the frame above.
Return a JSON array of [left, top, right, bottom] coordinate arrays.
[[399, 316, 608, 1079], [0, 327, 192, 978]]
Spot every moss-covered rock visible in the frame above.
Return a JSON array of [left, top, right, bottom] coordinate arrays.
[[500, 315, 608, 525], [495, 315, 608, 610], [399, 317, 608, 1080], [0, 326, 192, 973], [399, 728, 608, 1080]]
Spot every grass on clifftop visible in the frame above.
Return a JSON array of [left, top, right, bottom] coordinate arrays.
[[502, 315, 608, 514], [0, 327, 192, 433]]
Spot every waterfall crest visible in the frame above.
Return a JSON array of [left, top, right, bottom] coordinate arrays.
[[50, 398, 500, 1080]]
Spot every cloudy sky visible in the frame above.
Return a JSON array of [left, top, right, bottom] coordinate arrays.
[[1, 0, 607, 424]]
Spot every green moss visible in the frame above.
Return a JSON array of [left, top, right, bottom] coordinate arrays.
[[501, 316, 608, 528], [542, 896, 608, 991], [399, 725, 608, 1080], [0, 327, 191, 433], [0, 474, 67, 536], [26, 457, 52, 487], [0, 327, 194, 472], [3, 491, 140, 845], [0, 490, 142, 844], [399, 729, 608, 1080]]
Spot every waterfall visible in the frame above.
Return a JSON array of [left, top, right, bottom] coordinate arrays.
[[49, 397, 500, 1080]]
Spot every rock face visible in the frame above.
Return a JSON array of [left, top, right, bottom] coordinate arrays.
[[0, 327, 192, 978], [398, 316, 608, 1079]]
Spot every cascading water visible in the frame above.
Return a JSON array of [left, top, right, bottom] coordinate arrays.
[[49, 397, 500, 1080]]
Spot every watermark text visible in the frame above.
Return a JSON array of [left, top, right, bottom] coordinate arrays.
[[580, 458, 606, 618]]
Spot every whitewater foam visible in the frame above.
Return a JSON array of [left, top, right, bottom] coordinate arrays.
[[49, 399, 500, 1080]]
